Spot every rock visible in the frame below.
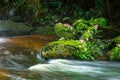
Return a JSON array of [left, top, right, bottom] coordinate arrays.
[[41, 39, 104, 60], [0, 20, 31, 36], [41, 40, 80, 59]]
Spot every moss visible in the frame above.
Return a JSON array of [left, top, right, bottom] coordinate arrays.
[[41, 39, 104, 60], [41, 41, 78, 59], [41, 40, 82, 59], [112, 36, 120, 44], [110, 46, 120, 61]]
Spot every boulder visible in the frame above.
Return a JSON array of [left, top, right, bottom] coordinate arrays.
[[40, 39, 104, 60], [41, 40, 79, 59], [0, 20, 31, 36]]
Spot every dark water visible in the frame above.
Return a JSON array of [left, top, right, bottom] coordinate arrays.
[[0, 36, 120, 80]]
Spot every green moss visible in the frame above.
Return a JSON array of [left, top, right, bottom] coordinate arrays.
[[41, 39, 104, 60], [112, 36, 120, 44], [41, 40, 78, 59], [110, 46, 120, 61], [50, 40, 82, 48]]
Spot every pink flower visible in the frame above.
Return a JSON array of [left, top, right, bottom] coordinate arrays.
[[94, 24, 99, 29], [64, 23, 73, 30], [58, 22, 62, 24]]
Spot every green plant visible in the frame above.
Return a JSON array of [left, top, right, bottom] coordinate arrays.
[[75, 39, 104, 60], [89, 18, 107, 28], [73, 18, 107, 40], [110, 46, 120, 61], [112, 36, 120, 44], [55, 18, 107, 40], [82, 25, 98, 41], [54, 23, 75, 39]]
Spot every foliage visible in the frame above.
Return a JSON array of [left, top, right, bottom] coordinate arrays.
[[75, 39, 104, 60], [55, 18, 107, 40], [0, 0, 42, 23], [54, 23, 75, 39], [53, 18, 108, 60], [34, 26, 54, 34], [110, 46, 120, 61], [107, 36, 120, 61], [89, 18, 107, 28], [112, 36, 120, 44]]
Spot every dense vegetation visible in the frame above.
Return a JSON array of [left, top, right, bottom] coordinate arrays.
[[0, 0, 120, 34], [0, 0, 120, 61]]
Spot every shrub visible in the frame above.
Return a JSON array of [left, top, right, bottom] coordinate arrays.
[[110, 46, 120, 61], [112, 36, 120, 44], [55, 18, 107, 40], [75, 39, 104, 60], [54, 23, 75, 39], [89, 18, 107, 28]]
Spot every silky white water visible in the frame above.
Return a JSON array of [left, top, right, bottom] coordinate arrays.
[[29, 59, 120, 80]]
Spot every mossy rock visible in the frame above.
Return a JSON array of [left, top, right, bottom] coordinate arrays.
[[54, 23, 75, 39], [0, 20, 31, 36], [40, 40, 103, 60], [41, 40, 80, 59]]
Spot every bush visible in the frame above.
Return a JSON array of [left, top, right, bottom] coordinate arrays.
[[55, 18, 107, 40], [89, 18, 107, 28], [75, 39, 104, 60], [54, 23, 75, 39], [110, 46, 120, 61], [112, 36, 120, 44]]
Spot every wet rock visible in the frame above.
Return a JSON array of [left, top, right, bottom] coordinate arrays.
[[40, 40, 78, 59], [0, 20, 31, 36], [41, 39, 104, 60]]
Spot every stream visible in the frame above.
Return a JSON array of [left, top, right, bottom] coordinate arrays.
[[0, 35, 120, 80]]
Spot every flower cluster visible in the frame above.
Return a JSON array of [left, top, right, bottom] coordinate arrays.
[[64, 23, 73, 30]]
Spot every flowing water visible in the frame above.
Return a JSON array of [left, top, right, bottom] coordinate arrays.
[[0, 35, 120, 80]]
